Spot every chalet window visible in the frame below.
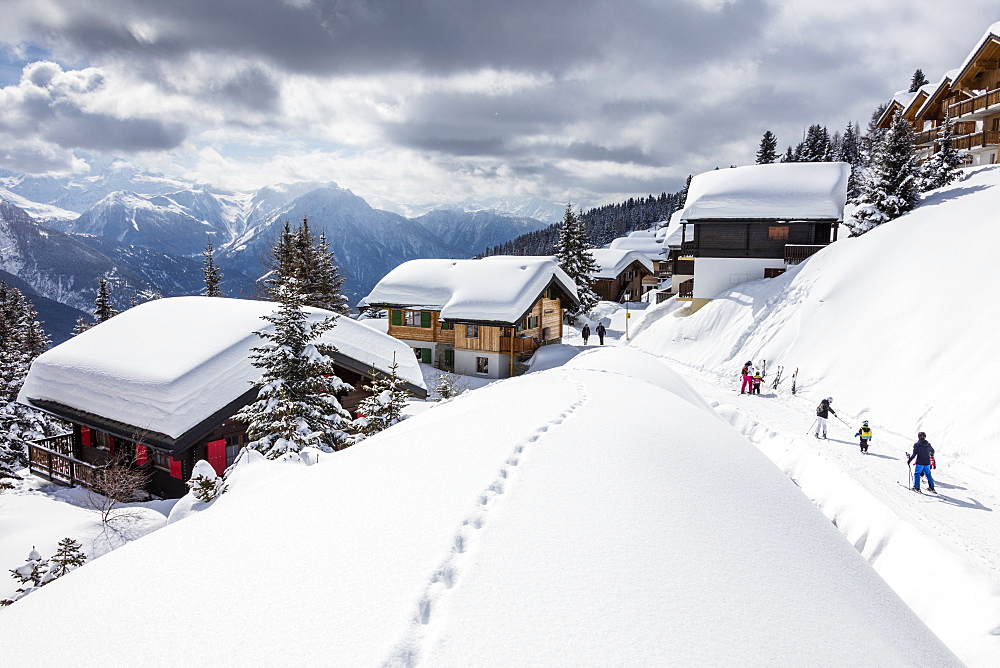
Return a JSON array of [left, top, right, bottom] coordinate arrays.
[[475, 357, 489, 374], [413, 347, 431, 364], [403, 310, 430, 327], [152, 450, 172, 472], [224, 433, 245, 467], [764, 268, 786, 279], [466, 324, 479, 338], [440, 322, 454, 330], [768, 226, 789, 241]]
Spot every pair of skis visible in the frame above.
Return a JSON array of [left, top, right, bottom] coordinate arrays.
[[767, 365, 798, 393]]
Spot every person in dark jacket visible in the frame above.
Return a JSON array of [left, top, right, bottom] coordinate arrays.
[[581, 324, 591, 345], [814, 397, 835, 438], [595, 322, 606, 345], [907, 432, 936, 493]]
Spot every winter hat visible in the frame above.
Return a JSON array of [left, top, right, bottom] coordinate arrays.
[[827, 397, 833, 403], [863, 420, 869, 426]]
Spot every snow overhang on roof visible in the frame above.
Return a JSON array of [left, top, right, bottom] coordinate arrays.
[[952, 21, 1000, 89], [679, 163, 850, 223], [608, 232, 664, 262], [587, 249, 654, 279], [360, 256, 580, 325], [18, 297, 427, 452]]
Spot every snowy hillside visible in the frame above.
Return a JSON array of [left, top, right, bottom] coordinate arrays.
[[631, 164, 1000, 477], [0, 348, 959, 665]]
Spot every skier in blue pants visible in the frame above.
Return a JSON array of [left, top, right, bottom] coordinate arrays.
[[907, 432, 936, 493]]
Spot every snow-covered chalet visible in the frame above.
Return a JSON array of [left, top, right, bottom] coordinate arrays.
[[677, 162, 848, 312], [360, 256, 579, 379], [586, 248, 656, 302], [17, 297, 427, 498], [876, 21, 1000, 165]]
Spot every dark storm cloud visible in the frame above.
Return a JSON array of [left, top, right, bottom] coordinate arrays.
[[20, 0, 771, 76], [44, 114, 186, 151]]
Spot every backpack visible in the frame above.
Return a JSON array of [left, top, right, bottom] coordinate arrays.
[[741, 365, 749, 376], [860, 426, 872, 439], [816, 401, 825, 416]]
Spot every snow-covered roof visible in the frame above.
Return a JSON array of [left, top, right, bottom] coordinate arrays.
[[586, 248, 654, 278], [662, 223, 688, 248], [608, 231, 664, 261], [18, 297, 426, 448], [360, 256, 579, 324], [680, 163, 849, 222], [914, 74, 957, 119], [953, 21, 1000, 88]]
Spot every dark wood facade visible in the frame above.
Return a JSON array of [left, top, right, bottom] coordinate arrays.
[[680, 221, 835, 259]]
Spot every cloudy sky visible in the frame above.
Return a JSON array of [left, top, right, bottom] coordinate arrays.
[[0, 1, 997, 210]]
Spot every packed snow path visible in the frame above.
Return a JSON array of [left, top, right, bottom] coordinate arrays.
[[582, 304, 1000, 664]]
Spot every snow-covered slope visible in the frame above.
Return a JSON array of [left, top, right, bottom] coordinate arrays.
[[0, 348, 959, 665], [630, 164, 1000, 477]]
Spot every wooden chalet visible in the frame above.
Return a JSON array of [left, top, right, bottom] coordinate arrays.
[[17, 297, 426, 499], [586, 249, 655, 302], [878, 23, 1000, 166], [360, 257, 579, 379], [675, 163, 848, 311]]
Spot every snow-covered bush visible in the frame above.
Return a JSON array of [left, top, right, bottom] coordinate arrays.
[[434, 373, 466, 401], [186, 460, 224, 502], [1, 539, 86, 606]]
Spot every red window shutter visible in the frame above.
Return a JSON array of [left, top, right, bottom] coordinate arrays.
[[206, 439, 227, 476], [135, 445, 148, 466], [169, 457, 183, 479], [81, 426, 91, 447]]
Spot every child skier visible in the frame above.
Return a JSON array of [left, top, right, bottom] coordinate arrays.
[[752, 369, 763, 395], [854, 420, 873, 453]]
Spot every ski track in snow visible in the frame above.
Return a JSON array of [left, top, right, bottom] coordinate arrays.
[[383, 372, 589, 667]]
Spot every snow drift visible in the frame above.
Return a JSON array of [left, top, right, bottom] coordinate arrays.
[[0, 348, 958, 665]]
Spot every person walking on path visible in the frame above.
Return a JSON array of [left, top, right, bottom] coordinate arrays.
[[581, 324, 591, 345], [740, 361, 755, 394], [908, 432, 937, 493], [814, 397, 836, 438], [854, 420, 873, 454], [595, 322, 606, 345]]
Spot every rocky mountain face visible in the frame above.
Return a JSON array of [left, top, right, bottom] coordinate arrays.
[[1, 161, 557, 329]]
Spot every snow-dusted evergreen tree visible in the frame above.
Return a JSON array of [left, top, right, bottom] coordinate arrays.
[[554, 205, 600, 321], [0, 283, 53, 484], [921, 111, 964, 192], [353, 357, 410, 438], [72, 317, 93, 336], [756, 131, 778, 164], [834, 121, 863, 201], [186, 460, 224, 501], [434, 373, 464, 401], [94, 277, 117, 323], [201, 240, 224, 297], [909, 68, 929, 93], [780, 146, 796, 162], [1, 540, 86, 606], [677, 175, 692, 209], [795, 124, 832, 162], [234, 280, 353, 458], [850, 110, 921, 235], [263, 219, 349, 314]]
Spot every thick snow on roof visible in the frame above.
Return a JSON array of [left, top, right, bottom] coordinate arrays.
[[681, 162, 849, 222], [587, 248, 654, 278], [0, 347, 959, 665], [360, 256, 578, 323], [18, 297, 425, 439], [608, 231, 664, 261], [954, 21, 1000, 86]]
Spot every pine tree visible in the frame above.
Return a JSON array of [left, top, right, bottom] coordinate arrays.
[[234, 280, 353, 458], [45, 538, 87, 578], [72, 317, 93, 336], [850, 110, 921, 235], [780, 146, 796, 163], [263, 219, 349, 313], [909, 68, 929, 93], [920, 111, 964, 192], [553, 205, 600, 321], [0, 283, 53, 484], [353, 357, 410, 438], [677, 175, 693, 209], [434, 373, 464, 401], [201, 240, 223, 297], [1, 540, 86, 606], [186, 460, 224, 501], [94, 277, 117, 324], [835, 122, 863, 201], [756, 131, 778, 164], [309, 231, 349, 314]]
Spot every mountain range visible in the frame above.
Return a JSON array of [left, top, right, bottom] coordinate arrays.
[[0, 161, 556, 338]]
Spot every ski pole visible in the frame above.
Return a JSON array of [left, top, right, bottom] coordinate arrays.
[[834, 414, 850, 427], [906, 454, 912, 488], [806, 418, 818, 435]]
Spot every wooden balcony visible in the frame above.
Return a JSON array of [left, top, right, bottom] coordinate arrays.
[[914, 122, 977, 147], [28, 433, 102, 488], [784, 244, 826, 265], [947, 88, 1000, 119], [678, 279, 694, 299], [954, 130, 1000, 151], [500, 336, 540, 355]]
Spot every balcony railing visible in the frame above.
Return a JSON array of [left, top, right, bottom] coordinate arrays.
[[954, 130, 1000, 151], [678, 279, 694, 299], [500, 336, 540, 355], [915, 122, 977, 147], [947, 88, 1000, 118], [28, 434, 103, 488], [784, 245, 826, 265]]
